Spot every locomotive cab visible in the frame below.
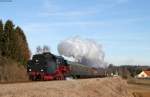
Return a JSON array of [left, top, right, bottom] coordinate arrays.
[[56, 56, 68, 66]]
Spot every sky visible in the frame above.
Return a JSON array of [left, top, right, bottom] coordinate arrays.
[[0, 0, 150, 65]]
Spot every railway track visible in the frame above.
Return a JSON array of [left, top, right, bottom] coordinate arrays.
[[0, 76, 106, 84], [0, 80, 40, 84]]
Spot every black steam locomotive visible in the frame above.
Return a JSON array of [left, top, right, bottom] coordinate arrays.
[[27, 52, 104, 80]]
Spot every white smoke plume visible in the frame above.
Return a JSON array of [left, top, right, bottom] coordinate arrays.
[[57, 37, 106, 68]]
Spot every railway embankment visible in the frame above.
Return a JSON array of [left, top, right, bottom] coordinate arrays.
[[0, 77, 133, 97]]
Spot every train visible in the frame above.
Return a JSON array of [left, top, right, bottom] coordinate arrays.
[[27, 52, 105, 81]]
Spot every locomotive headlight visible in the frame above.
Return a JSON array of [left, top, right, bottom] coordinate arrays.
[[29, 69, 32, 71], [41, 69, 44, 72]]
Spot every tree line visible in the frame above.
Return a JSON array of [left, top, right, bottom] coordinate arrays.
[[107, 64, 150, 79], [0, 20, 30, 65]]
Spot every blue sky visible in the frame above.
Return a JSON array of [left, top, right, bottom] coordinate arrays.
[[0, 0, 150, 65]]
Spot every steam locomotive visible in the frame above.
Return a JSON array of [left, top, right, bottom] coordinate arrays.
[[27, 52, 105, 81]]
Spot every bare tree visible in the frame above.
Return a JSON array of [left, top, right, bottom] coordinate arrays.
[[36, 45, 50, 54], [43, 45, 50, 53], [36, 46, 42, 54]]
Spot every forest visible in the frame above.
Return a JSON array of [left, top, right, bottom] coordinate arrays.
[[0, 20, 30, 82]]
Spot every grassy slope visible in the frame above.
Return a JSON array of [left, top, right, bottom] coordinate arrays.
[[0, 77, 133, 97], [0, 56, 28, 82], [127, 78, 150, 97]]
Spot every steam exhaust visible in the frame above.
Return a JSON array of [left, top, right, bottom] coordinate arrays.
[[57, 37, 106, 68]]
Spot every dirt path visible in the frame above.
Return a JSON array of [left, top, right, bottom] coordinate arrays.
[[0, 77, 133, 97]]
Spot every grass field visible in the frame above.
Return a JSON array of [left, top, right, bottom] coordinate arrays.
[[127, 78, 150, 97], [0, 77, 132, 97]]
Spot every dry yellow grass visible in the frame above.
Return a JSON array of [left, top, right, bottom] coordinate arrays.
[[127, 78, 150, 97], [0, 77, 133, 97], [128, 84, 150, 97], [0, 56, 28, 82]]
